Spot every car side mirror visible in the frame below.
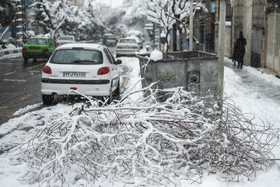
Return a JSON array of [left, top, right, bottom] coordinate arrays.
[[116, 59, 122, 65]]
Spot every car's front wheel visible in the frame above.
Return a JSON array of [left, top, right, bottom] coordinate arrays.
[[113, 80, 120, 98], [42, 95, 54, 105], [107, 85, 113, 104]]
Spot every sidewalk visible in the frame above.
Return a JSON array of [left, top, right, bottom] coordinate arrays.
[[0, 48, 22, 57], [224, 57, 280, 112]]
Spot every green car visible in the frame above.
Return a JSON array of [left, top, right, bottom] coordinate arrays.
[[22, 36, 56, 63]]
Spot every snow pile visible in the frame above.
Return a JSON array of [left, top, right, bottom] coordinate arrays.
[[5, 44, 16, 49], [150, 50, 163, 61], [16, 87, 278, 186]]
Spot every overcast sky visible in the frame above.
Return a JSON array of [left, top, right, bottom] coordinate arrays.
[[96, 0, 124, 8]]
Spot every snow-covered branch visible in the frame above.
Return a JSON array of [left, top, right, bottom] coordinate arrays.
[[18, 87, 279, 186]]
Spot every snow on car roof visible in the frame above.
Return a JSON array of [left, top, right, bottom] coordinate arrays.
[[127, 30, 143, 35], [57, 43, 104, 50]]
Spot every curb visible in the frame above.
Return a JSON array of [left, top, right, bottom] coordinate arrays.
[[0, 48, 22, 57], [257, 68, 279, 78]]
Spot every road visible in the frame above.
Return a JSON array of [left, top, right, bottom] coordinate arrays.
[[0, 46, 117, 125], [0, 56, 46, 125]]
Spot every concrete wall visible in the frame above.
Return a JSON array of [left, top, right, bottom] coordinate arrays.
[[266, 13, 280, 75], [214, 22, 232, 58], [251, 0, 266, 68], [225, 25, 232, 58], [243, 0, 253, 67]]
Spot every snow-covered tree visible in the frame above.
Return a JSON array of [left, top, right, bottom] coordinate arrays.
[[31, 0, 53, 35], [77, 0, 105, 40], [148, 0, 207, 51], [0, 0, 16, 27], [30, 0, 106, 40], [102, 0, 148, 36], [147, 0, 175, 51]]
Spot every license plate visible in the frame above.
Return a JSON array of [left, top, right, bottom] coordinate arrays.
[[63, 72, 86, 78], [31, 48, 40, 51]]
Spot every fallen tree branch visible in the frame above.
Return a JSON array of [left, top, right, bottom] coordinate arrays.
[[18, 87, 279, 186]]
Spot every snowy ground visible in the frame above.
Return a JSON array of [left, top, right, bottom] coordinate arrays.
[[0, 56, 280, 186]]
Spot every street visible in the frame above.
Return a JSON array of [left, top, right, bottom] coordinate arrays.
[[0, 47, 118, 125], [0, 56, 45, 125]]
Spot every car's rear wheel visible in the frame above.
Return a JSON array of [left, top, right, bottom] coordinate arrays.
[[23, 57, 28, 63], [42, 95, 54, 105]]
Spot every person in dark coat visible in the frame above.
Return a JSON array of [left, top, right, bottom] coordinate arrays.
[[234, 31, 247, 69]]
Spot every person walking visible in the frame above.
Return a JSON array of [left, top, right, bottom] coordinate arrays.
[[235, 31, 247, 69]]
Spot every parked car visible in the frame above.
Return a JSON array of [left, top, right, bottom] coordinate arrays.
[[41, 43, 122, 105], [22, 36, 56, 63], [116, 37, 140, 57], [56, 35, 75, 46]]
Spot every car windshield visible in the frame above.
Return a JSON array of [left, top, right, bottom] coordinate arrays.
[[119, 39, 137, 44], [27, 38, 48, 45], [50, 49, 103, 64], [59, 36, 74, 41]]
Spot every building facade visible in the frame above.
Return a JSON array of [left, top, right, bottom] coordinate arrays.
[[213, 0, 280, 75]]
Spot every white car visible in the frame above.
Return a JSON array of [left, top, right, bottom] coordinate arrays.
[[116, 37, 140, 57], [41, 43, 122, 105], [127, 30, 145, 47], [56, 36, 75, 46]]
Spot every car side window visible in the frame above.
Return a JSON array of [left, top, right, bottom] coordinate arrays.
[[107, 49, 116, 64], [104, 48, 115, 64]]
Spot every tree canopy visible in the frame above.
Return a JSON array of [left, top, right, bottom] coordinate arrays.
[[0, 0, 16, 27]]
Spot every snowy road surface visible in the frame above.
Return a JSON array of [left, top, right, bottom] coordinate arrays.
[[0, 56, 280, 187]]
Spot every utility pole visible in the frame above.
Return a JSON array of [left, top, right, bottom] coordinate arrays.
[[189, 0, 193, 51], [217, 0, 226, 110]]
